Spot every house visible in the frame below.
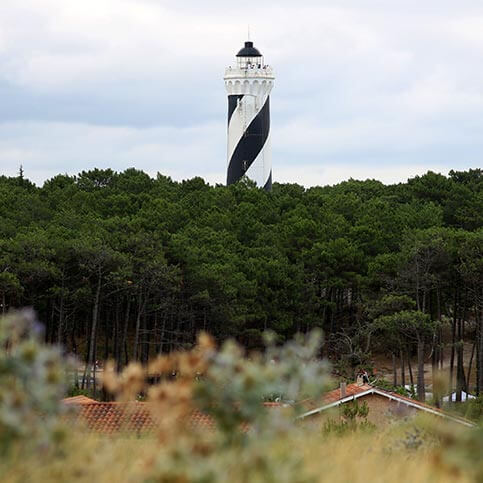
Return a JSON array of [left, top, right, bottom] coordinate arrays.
[[62, 383, 474, 435], [62, 396, 282, 434], [297, 383, 475, 428], [62, 397, 216, 434]]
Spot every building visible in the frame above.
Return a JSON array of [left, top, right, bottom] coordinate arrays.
[[297, 383, 474, 428], [224, 40, 275, 191], [62, 384, 473, 435], [62, 396, 281, 434]]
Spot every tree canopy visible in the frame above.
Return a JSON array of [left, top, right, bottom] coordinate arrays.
[[0, 168, 481, 398]]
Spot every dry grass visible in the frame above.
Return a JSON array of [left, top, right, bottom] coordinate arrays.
[[0, 422, 474, 483], [1, 434, 154, 483], [303, 431, 469, 483]]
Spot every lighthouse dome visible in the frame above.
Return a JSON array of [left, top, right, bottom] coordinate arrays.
[[236, 41, 262, 57]]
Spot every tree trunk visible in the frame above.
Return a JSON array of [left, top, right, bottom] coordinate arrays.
[[57, 273, 65, 344], [407, 349, 414, 392], [439, 327, 444, 370], [104, 308, 110, 361], [114, 298, 120, 365], [449, 291, 457, 392], [456, 310, 466, 402], [118, 297, 131, 371], [133, 292, 146, 361], [456, 341, 465, 402], [142, 309, 149, 364], [431, 338, 437, 392], [417, 338, 425, 402], [476, 310, 483, 396], [71, 317, 79, 388], [415, 260, 421, 311], [436, 288, 444, 371], [466, 339, 476, 393], [124, 340, 129, 366], [83, 268, 102, 390], [152, 310, 158, 357], [57, 291, 65, 345], [476, 304, 483, 396], [392, 353, 398, 387], [158, 315, 166, 355], [400, 349, 406, 387]]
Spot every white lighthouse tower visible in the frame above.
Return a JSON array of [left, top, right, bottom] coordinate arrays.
[[224, 40, 275, 191]]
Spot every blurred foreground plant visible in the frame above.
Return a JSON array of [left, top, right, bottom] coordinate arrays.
[[0, 314, 480, 483], [0, 309, 66, 454], [194, 330, 331, 441], [103, 329, 331, 481], [432, 420, 483, 481]]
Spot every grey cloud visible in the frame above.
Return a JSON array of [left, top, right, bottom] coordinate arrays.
[[0, 0, 482, 185]]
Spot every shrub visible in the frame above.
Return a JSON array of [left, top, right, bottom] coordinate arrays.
[[0, 309, 67, 454]]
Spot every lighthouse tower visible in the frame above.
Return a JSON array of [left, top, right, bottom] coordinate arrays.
[[224, 40, 275, 191]]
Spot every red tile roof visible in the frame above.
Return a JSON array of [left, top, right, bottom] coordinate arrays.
[[298, 383, 371, 411], [262, 401, 283, 408], [298, 384, 475, 427], [66, 402, 215, 434], [63, 399, 283, 434], [322, 383, 372, 403], [62, 395, 97, 405]]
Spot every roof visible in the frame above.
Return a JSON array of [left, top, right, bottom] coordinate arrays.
[[237, 41, 262, 57], [63, 399, 282, 434], [62, 395, 97, 405], [65, 401, 214, 434], [298, 384, 475, 428], [323, 383, 372, 404], [297, 383, 372, 412]]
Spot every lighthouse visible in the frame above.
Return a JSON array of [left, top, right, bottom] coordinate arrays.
[[224, 40, 275, 191]]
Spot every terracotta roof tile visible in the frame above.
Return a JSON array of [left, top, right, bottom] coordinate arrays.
[[322, 383, 371, 403], [63, 400, 283, 434], [298, 383, 371, 411], [65, 402, 217, 434], [62, 395, 97, 405], [262, 402, 283, 408], [297, 384, 475, 427]]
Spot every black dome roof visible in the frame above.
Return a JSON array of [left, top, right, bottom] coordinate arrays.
[[236, 41, 262, 57]]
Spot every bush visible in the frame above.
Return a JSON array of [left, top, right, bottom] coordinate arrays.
[[0, 309, 67, 454], [323, 401, 375, 435]]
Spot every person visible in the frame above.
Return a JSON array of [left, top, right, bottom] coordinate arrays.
[[356, 369, 364, 386], [362, 370, 369, 384]]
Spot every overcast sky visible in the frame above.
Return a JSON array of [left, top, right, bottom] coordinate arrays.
[[1, 1, 482, 187]]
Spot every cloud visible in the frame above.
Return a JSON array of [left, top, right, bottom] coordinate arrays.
[[0, 1, 482, 186], [0, 121, 226, 185], [274, 163, 451, 188]]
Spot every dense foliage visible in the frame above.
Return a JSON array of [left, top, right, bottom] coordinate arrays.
[[0, 168, 481, 397]]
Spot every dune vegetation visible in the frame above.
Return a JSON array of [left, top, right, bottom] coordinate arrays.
[[1, 310, 482, 482]]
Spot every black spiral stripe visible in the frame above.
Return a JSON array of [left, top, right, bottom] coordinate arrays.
[[227, 96, 270, 186], [228, 95, 244, 125], [263, 170, 272, 191]]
